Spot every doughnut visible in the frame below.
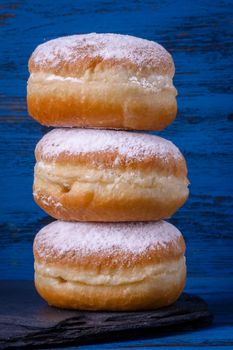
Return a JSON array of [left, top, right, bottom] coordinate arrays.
[[33, 128, 189, 222], [33, 220, 186, 311], [27, 33, 177, 131]]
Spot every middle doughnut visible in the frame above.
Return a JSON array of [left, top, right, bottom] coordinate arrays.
[[33, 128, 189, 221]]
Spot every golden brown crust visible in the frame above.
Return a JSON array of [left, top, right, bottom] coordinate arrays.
[[33, 188, 188, 222], [33, 221, 186, 268], [33, 220, 186, 310], [27, 34, 177, 131], [35, 152, 186, 178], [33, 129, 189, 222], [34, 129, 188, 178], [27, 75, 177, 131], [34, 244, 185, 268], [34, 258, 186, 311], [29, 33, 175, 77], [33, 168, 189, 223]]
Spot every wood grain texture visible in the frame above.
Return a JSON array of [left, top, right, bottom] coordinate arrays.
[[0, 0, 233, 348]]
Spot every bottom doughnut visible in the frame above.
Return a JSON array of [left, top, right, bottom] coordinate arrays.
[[33, 221, 186, 311]]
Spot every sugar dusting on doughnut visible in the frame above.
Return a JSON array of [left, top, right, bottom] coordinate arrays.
[[34, 220, 184, 260], [35, 128, 183, 164], [28, 33, 177, 131], [29, 33, 174, 76], [34, 220, 186, 310]]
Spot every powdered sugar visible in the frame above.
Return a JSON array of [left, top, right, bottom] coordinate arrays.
[[128, 75, 173, 91], [35, 220, 182, 257], [33, 192, 62, 208], [36, 128, 183, 163], [30, 33, 173, 74], [45, 74, 82, 83]]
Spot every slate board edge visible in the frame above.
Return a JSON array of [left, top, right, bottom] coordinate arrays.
[[0, 293, 213, 350]]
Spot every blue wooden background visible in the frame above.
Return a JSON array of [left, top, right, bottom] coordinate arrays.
[[0, 0, 233, 348]]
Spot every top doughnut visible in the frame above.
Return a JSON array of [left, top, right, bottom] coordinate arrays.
[[29, 33, 174, 76], [27, 33, 177, 131]]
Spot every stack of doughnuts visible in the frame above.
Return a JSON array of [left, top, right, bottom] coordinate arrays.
[[28, 33, 189, 311]]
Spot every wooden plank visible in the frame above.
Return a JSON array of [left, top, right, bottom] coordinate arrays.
[[0, 0, 233, 348], [1, 0, 232, 281]]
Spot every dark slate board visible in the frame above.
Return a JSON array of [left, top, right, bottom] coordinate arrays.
[[0, 281, 212, 350]]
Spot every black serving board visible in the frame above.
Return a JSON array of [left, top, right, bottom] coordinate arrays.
[[0, 281, 212, 350]]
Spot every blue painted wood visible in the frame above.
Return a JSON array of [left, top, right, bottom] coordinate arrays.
[[0, 0, 233, 348]]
